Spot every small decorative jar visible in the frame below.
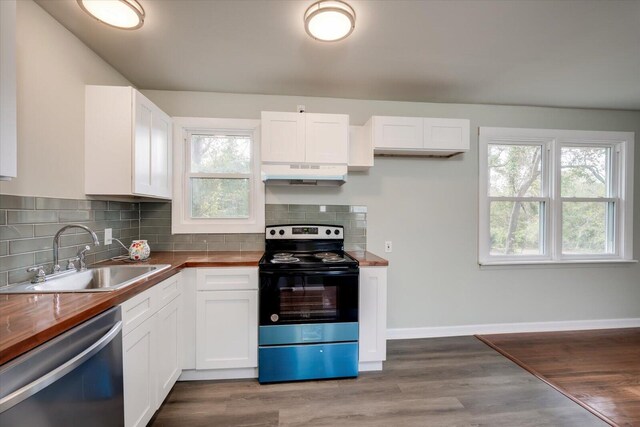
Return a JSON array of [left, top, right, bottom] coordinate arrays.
[[128, 240, 151, 261]]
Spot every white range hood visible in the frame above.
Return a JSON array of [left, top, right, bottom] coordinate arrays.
[[261, 164, 347, 186]]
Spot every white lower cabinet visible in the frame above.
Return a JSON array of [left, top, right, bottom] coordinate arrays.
[[183, 268, 258, 379], [358, 267, 388, 370], [195, 290, 258, 370], [123, 314, 155, 427], [156, 295, 183, 404], [121, 273, 182, 427]]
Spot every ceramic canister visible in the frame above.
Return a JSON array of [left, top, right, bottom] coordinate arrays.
[[129, 240, 151, 261]]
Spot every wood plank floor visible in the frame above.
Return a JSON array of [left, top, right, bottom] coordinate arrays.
[[477, 328, 640, 427], [150, 337, 606, 427]]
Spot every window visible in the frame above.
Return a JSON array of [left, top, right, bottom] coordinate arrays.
[[172, 118, 264, 234], [479, 127, 634, 264]]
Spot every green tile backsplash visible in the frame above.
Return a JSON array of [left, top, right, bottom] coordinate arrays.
[[0, 194, 367, 287]]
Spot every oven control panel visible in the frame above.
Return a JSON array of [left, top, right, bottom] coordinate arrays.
[[266, 225, 343, 239]]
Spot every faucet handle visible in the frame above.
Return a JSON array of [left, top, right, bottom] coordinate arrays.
[[66, 257, 80, 271], [77, 245, 91, 271], [27, 265, 46, 283]]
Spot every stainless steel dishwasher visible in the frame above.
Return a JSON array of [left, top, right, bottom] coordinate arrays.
[[0, 306, 124, 426]]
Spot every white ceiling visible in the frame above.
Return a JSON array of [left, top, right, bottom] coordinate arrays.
[[35, 0, 640, 110]]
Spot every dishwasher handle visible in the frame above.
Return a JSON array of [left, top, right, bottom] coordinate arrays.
[[0, 320, 123, 413]]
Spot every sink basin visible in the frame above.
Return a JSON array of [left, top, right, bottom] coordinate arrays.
[[0, 264, 172, 293]]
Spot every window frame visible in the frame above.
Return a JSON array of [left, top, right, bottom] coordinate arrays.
[[479, 127, 634, 265], [172, 117, 265, 234]]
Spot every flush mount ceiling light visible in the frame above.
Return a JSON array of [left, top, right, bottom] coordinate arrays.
[[304, 0, 355, 42], [77, 0, 145, 30]]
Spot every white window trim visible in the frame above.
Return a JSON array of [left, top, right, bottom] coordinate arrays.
[[172, 117, 265, 234], [479, 127, 634, 265]]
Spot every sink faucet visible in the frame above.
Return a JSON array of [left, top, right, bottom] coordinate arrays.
[[52, 224, 100, 273]]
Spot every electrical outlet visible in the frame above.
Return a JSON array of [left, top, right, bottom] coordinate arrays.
[[104, 228, 113, 245], [385, 241, 392, 253]]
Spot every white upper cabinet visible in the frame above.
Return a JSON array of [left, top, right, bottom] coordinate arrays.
[[368, 115, 470, 156], [348, 125, 374, 171], [0, 0, 16, 181], [85, 86, 172, 199], [305, 113, 349, 164], [261, 111, 305, 162], [370, 116, 423, 150], [261, 111, 348, 164]]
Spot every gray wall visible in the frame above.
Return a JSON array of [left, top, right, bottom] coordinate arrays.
[[142, 89, 640, 329], [0, 0, 131, 199]]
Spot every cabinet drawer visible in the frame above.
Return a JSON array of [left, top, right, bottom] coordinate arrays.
[[121, 285, 158, 336], [196, 268, 258, 291], [157, 273, 181, 308]]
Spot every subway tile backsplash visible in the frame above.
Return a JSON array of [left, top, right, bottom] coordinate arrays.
[[0, 195, 138, 287], [0, 194, 367, 287], [139, 202, 367, 252]]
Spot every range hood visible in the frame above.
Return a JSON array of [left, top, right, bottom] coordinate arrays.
[[261, 164, 347, 186]]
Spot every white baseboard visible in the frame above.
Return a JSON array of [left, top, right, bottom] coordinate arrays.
[[358, 361, 383, 372], [387, 317, 640, 340], [179, 368, 258, 381]]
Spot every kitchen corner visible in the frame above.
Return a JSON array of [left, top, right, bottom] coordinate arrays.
[[0, 250, 388, 365]]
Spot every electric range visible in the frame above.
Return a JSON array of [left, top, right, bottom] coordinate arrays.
[[258, 224, 359, 383]]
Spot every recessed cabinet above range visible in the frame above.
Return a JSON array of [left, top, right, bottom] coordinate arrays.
[[85, 86, 172, 199], [366, 115, 470, 156]]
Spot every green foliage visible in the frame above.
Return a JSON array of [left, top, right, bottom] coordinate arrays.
[[191, 178, 249, 218], [189, 134, 252, 219], [488, 144, 611, 255]]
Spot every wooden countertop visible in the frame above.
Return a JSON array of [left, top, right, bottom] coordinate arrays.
[[0, 250, 387, 365]]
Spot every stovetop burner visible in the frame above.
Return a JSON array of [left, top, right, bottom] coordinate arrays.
[[273, 253, 293, 258], [314, 252, 339, 259], [270, 257, 300, 264], [322, 257, 347, 263]]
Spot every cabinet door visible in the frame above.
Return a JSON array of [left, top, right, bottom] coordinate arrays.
[[123, 317, 156, 427], [261, 111, 305, 163], [133, 91, 172, 198], [133, 95, 154, 196], [423, 118, 470, 152], [196, 290, 258, 370], [0, 0, 16, 180], [305, 113, 349, 164], [359, 267, 387, 363], [156, 295, 182, 406], [150, 108, 172, 198], [372, 116, 423, 150]]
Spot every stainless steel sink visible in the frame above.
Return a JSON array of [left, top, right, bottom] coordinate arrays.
[[0, 264, 171, 293]]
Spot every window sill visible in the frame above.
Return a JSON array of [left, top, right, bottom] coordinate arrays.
[[479, 259, 638, 269]]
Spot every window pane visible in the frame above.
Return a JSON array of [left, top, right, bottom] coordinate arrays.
[[489, 144, 542, 197], [191, 178, 249, 218], [190, 134, 251, 173], [490, 201, 543, 255], [561, 147, 610, 197], [562, 202, 613, 254]]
